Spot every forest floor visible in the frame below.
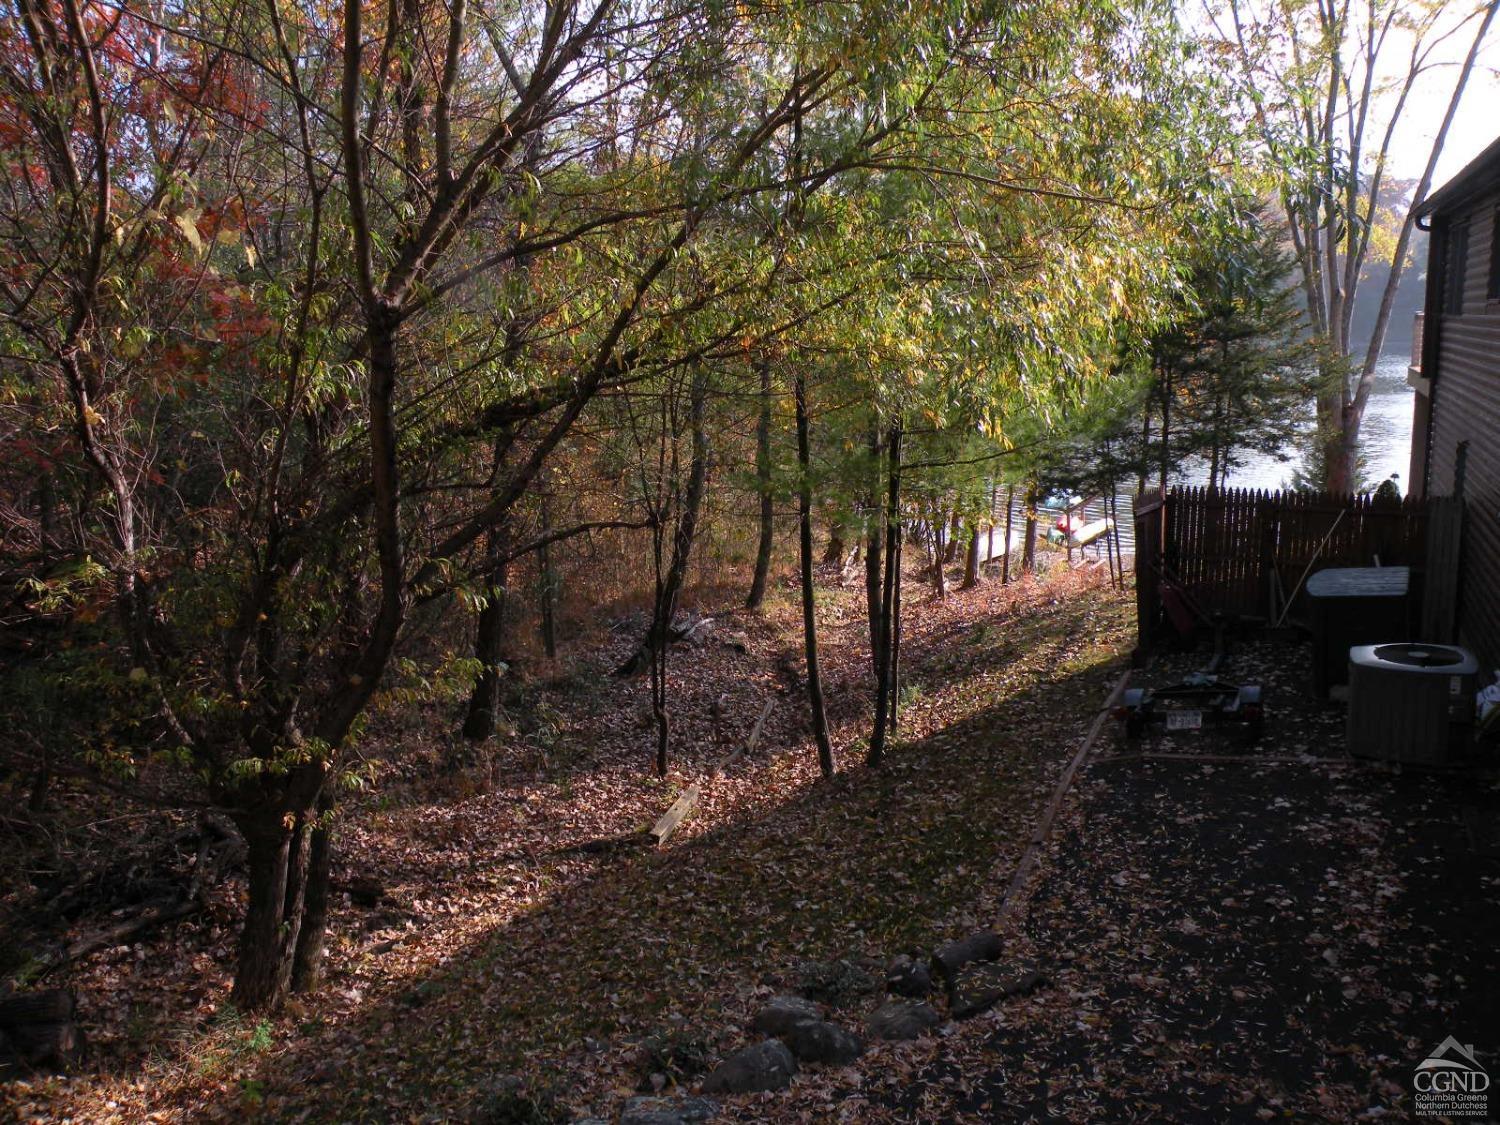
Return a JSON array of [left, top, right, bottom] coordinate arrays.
[[3, 555, 1132, 1122], [8, 564, 1494, 1124]]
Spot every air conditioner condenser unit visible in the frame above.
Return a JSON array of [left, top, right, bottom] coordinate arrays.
[[1346, 643, 1479, 765]]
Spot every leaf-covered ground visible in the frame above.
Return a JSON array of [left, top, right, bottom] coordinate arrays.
[[13, 578, 1493, 1124], [756, 635, 1500, 1123], [5, 563, 1132, 1122]]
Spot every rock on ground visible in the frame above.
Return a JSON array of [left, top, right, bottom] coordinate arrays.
[[619, 1094, 720, 1125], [866, 1000, 941, 1041], [931, 931, 1003, 984], [751, 995, 822, 1037], [948, 965, 1047, 1019], [782, 1020, 863, 1066], [0, 990, 82, 1073], [885, 954, 934, 998], [700, 1040, 797, 1094], [0, 1028, 21, 1080], [469, 1074, 557, 1124]]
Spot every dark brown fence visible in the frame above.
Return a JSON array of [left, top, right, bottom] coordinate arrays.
[[1133, 486, 1441, 651]]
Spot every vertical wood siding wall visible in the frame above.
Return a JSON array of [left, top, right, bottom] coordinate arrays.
[[1426, 188, 1500, 673]]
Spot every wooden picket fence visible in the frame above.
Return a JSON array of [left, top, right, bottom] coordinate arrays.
[[1133, 486, 1449, 652]]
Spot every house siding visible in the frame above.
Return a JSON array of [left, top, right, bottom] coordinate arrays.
[[1426, 191, 1500, 673]]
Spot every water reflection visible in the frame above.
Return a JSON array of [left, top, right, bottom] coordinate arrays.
[[1190, 353, 1413, 492]]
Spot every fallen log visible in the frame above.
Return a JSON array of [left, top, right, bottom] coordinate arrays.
[[613, 615, 717, 676], [35, 898, 200, 978], [0, 990, 72, 1027], [32, 814, 239, 980]]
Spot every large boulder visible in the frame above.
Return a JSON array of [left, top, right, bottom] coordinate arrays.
[[700, 1040, 797, 1094], [783, 1020, 863, 1066], [885, 954, 933, 999], [948, 966, 1046, 1020], [751, 996, 822, 1038], [619, 1095, 720, 1125], [931, 931, 1003, 984], [866, 1000, 940, 1042]]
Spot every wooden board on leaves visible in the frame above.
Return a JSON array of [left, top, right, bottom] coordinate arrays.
[[713, 699, 774, 775], [651, 783, 700, 846]]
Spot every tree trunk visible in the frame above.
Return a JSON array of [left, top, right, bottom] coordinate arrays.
[[463, 531, 509, 741], [962, 521, 981, 589], [624, 369, 710, 674], [640, 369, 711, 767], [650, 629, 669, 776], [29, 746, 51, 814], [746, 360, 775, 610], [291, 792, 333, 993], [944, 512, 962, 563], [865, 427, 885, 680], [1002, 485, 1014, 584], [663, 367, 710, 630], [1330, 0, 1496, 492], [232, 806, 309, 1011], [1320, 383, 1356, 493], [1111, 488, 1126, 590], [889, 520, 903, 733], [1022, 479, 1038, 575], [537, 485, 558, 659], [647, 448, 672, 775], [36, 474, 61, 554], [1158, 368, 1172, 492], [1103, 486, 1118, 588], [1138, 397, 1151, 494], [931, 511, 947, 599], [794, 371, 834, 777], [868, 420, 903, 766]]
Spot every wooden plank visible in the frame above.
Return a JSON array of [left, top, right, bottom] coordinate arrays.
[[651, 783, 701, 846], [995, 669, 1131, 926], [713, 700, 774, 775]]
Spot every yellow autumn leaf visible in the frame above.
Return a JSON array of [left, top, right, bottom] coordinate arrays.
[[173, 210, 204, 254]]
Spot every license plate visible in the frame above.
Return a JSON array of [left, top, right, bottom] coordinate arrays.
[[1166, 710, 1203, 731]]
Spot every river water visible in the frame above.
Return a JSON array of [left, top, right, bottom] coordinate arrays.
[[1193, 352, 1415, 492], [974, 352, 1416, 565]]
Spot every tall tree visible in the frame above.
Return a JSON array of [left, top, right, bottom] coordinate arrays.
[[0, 0, 1225, 1012], [1209, 0, 1499, 489], [745, 358, 777, 610]]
